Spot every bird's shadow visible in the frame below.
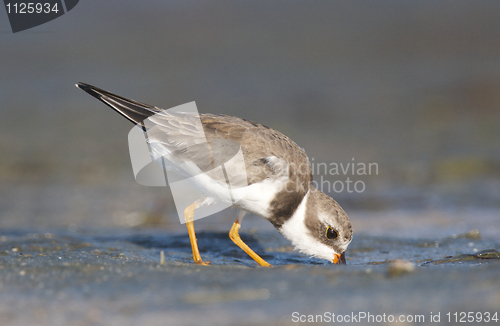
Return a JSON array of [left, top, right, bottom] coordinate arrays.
[[126, 231, 276, 262], [0, 228, 326, 266], [126, 231, 328, 266]]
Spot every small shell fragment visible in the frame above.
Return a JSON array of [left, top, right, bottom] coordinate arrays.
[[387, 260, 415, 277], [160, 250, 166, 265]]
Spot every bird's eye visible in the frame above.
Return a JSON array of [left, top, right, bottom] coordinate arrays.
[[326, 226, 338, 240]]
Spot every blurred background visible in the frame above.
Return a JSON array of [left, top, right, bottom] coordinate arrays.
[[1, 0, 499, 232]]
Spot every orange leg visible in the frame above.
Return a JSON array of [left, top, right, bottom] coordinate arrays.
[[229, 211, 272, 267], [184, 203, 210, 266]]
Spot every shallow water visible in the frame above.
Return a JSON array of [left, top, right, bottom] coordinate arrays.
[[1, 220, 499, 326]]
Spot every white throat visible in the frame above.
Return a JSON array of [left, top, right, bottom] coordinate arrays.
[[279, 190, 337, 260]]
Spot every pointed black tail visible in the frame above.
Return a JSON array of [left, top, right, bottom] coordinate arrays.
[[76, 82, 161, 125]]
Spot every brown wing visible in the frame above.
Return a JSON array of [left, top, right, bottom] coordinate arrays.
[[200, 114, 313, 189], [76, 83, 312, 189]]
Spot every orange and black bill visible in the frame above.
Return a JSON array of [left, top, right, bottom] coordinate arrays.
[[333, 252, 346, 264]]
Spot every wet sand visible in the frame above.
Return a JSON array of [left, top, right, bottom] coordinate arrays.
[[1, 210, 499, 326]]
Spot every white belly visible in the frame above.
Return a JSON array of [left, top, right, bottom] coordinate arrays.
[[231, 176, 289, 220]]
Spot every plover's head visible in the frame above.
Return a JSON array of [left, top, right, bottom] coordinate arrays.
[[279, 187, 353, 264]]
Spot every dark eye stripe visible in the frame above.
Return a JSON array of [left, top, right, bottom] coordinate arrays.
[[326, 226, 338, 240]]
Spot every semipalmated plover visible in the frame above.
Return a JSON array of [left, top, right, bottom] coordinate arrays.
[[76, 83, 353, 266]]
